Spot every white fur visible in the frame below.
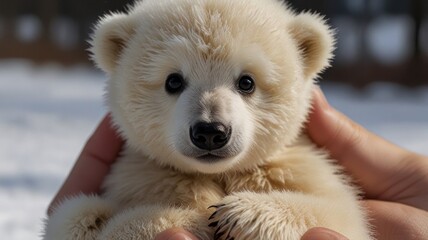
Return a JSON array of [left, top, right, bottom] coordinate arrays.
[[44, 195, 113, 240], [44, 0, 371, 239]]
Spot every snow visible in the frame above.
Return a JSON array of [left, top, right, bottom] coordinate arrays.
[[0, 61, 105, 239], [0, 60, 427, 239]]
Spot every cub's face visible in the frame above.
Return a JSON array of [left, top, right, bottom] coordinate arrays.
[[91, 0, 334, 174]]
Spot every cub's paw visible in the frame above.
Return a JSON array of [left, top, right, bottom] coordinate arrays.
[[43, 195, 113, 240], [208, 192, 313, 240], [99, 205, 212, 240], [209, 193, 274, 240]]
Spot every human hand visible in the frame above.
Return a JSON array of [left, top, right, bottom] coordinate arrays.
[[47, 114, 123, 215], [303, 87, 428, 240]]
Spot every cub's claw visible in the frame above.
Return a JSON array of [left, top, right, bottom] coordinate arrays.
[[208, 202, 239, 240]]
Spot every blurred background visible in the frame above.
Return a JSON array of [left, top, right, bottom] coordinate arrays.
[[0, 0, 427, 86], [0, 1, 427, 239]]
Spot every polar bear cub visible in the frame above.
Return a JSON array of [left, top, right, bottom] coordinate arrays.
[[44, 0, 372, 239]]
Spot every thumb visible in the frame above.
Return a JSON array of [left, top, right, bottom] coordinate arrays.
[[306, 87, 410, 198], [301, 227, 349, 240]]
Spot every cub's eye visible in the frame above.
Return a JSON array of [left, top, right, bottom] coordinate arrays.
[[165, 73, 185, 94], [237, 75, 255, 94]]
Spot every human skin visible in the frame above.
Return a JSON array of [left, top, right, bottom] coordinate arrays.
[[47, 114, 123, 215], [48, 89, 428, 240]]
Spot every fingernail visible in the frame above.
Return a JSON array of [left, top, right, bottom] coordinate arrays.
[[167, 232, 194, 240], [155, 229, 196, 240], [313, 231, 343, 240], [302, 228, 349, 240]]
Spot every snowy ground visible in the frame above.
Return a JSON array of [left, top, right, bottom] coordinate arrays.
[[0, 60, 427, 239]]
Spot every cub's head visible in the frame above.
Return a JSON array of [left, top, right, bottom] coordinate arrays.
[[91, 0, 334, 174]]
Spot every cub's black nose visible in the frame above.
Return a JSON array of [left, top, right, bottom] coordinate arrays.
[[190, 122, 231, 150]]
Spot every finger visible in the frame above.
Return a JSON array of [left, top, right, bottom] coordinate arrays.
[[363, 200, 428, 240], [81, 113, 123, 165], [48, 114, 123, 214], [301, 227, 349, 240], [154, 228, 199, 240], [306, 87, 413, 198]]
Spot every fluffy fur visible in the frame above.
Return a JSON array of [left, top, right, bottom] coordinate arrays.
[[44, 0, 372, 239]]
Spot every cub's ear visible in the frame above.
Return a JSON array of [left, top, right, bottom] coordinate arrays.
[[90, 13, 136, 74], [289, 13, 335, 79]]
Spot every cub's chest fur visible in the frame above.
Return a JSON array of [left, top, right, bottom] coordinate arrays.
[[219, 164, 297, 194], [106, 152, 302, 211], [217, 140, 330, 196]]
